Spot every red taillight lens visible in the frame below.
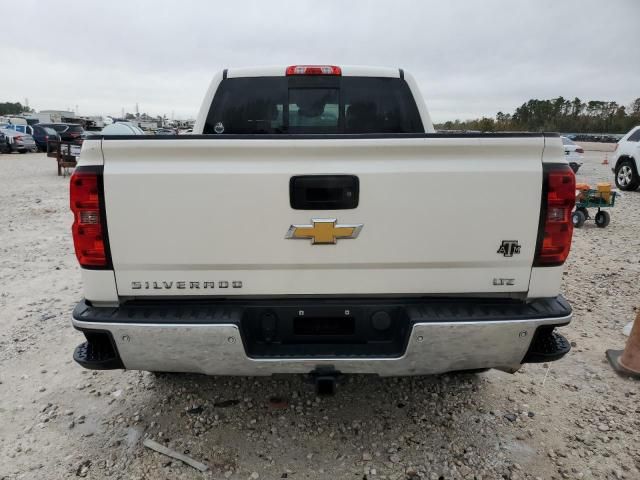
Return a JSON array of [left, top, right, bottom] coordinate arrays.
[[534, 164, 576, 266], [575, 147, 584, 154], [15, 135, 23, 141], [70, 169, 108, 267], [286, 65, 341, 76]]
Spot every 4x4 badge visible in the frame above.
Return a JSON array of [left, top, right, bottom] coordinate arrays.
[[498, 240, 521, 257]]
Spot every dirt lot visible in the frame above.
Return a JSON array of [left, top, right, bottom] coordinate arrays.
[[0, 148, 638, 480]]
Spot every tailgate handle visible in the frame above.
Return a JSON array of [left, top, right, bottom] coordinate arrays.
[[290, 175, 359, 210]]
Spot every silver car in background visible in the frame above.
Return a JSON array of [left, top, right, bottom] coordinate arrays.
[[0, 128, 37, 153]]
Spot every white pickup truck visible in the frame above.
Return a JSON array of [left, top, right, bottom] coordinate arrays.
[[70, 65, 576, 390]]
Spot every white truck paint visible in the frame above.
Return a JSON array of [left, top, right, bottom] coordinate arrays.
[[70, 66, 575, 379]]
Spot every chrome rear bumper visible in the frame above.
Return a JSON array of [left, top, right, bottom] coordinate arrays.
[[72, 313, 571, 376]]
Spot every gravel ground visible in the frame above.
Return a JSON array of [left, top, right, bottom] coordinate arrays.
[[0, 149, 638, 480]]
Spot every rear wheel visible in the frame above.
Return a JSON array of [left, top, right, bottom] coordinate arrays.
[[595, 211, 610, 228], [572, 210, 586, 228], [615, 160, 639, 191]]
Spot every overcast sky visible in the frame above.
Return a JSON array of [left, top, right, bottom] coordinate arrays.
[[2, 0, 638, 122]]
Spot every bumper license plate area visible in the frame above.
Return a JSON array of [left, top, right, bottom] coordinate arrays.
[[242, 305, 410, 358], [293, 316, 355, 336]]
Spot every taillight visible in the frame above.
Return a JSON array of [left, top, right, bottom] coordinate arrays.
[[534, 164, 576, 267], [15, 135, 23, 141], [575, 147, 584, 154], [70, 168, 110, 268], [286, 65, 341, 76]]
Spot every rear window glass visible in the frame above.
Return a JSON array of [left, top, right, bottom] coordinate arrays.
[[289, 88, 339, 130], [67, 125, 84, 133], [204, 76, 423, 134], [47, 125, 67, 133], [561, 137, 575, 145]]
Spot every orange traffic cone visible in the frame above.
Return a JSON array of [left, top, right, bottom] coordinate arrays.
[[602, 154, 609, 165], [606, 310, 640, 379]]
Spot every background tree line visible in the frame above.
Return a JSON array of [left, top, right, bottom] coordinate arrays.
[[0, 102, 33, 116], [436, 97, 640, 133]]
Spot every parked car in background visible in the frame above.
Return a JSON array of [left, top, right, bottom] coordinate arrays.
[[31, 125, 61, 152], [0, 128, 37, 153], [81, 131, 101, 139], [100, 122, 145, 135], [561, 136, 584, 173], [3, 123, 35, 136], [0, 130, 10, 153], [155, 128, 177, 135], [612, 126, 640, 191], [38, 123, 84, 142]]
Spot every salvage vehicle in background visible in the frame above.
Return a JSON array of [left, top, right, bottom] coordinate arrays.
[[155, 128, 177, 135], [31, 125, 61, 152], [561, 136, 584, 173], [38, 123, 84, 142], [2, 123, 34, 136], [0, 130, 10, 153], [0, 128, 37, 153], [612, 126, 640, 191], [70, 65, 576, 393]]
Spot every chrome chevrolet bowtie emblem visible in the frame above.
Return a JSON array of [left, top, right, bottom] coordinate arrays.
[[285, 218, 363, 245]]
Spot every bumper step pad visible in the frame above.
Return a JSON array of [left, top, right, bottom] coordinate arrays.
[[522, 328, 571, 363], [73, 331, 124, 370]]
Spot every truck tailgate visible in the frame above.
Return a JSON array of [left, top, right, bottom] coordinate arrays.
[[102, 136, 543, 297]]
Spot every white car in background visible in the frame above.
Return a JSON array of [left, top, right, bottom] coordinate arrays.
[[561, 136, 584, 173], [100, 122, 145, 135], [612, 125, 640, 191]]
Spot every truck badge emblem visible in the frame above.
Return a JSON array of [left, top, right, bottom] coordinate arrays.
[[497, 240, 521, 257], [286, 218, 363, 245]]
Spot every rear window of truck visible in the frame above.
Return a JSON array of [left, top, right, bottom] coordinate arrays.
[[204, 76, 423, 134]]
